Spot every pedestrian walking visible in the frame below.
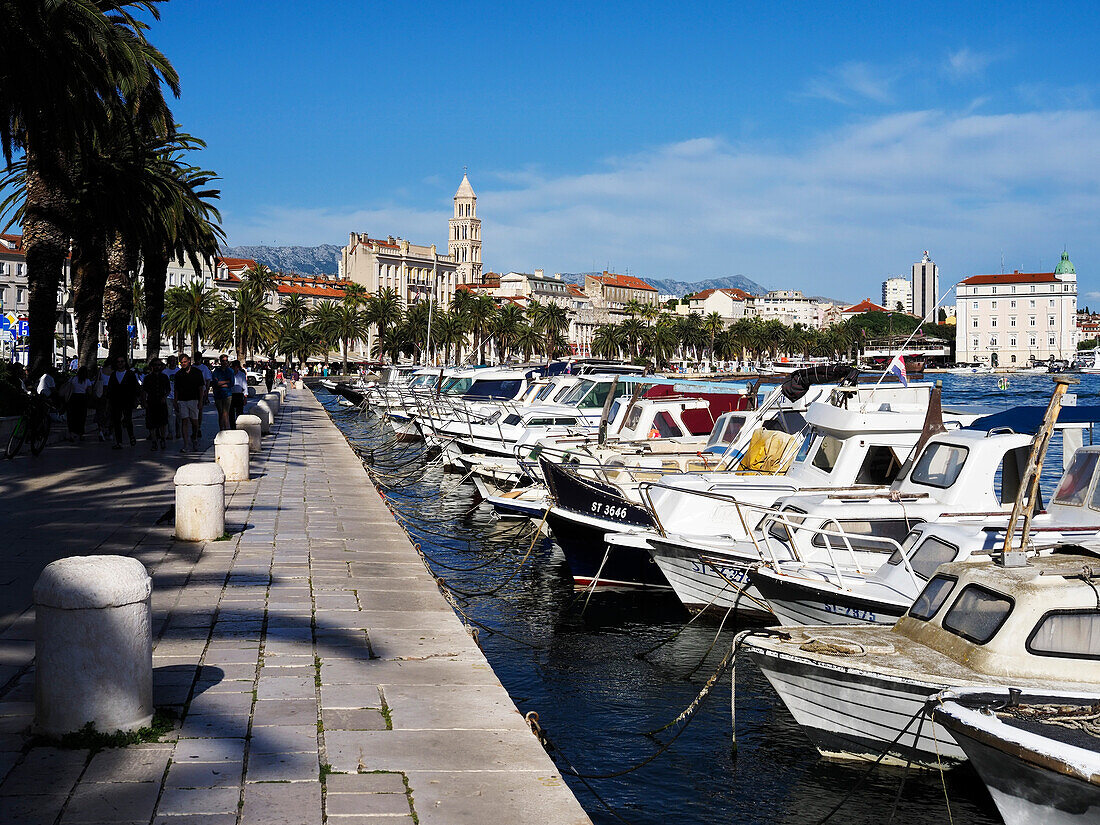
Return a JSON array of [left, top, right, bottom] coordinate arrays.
[[65, 366, 94, 441], [196, 353, 212, 439], [164, 355, 180, 439], [106, 356, 140, 449], [93, 363, 113, 441], [231, 360, 247, 427], [173, 354, 205, 453], [142, 359, 171, 450], [212, 354, 234, 431], [264, 362, 275, 394]]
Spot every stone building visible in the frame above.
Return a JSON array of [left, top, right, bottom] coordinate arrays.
[[584, 271, 659, 309], [881, 276, 912, 313], [912, 251, 939, 320], [954, 252, 1078, 368]]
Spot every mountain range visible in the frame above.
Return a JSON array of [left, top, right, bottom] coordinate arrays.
[[222, 245, 850, 303]]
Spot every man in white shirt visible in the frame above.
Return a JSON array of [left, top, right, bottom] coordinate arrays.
[[36, 369, 56, 399]]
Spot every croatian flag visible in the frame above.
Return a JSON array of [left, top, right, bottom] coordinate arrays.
[[888, 354, 908, 387]]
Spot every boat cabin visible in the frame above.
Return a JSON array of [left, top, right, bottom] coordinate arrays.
[[898, 552, 1100, 683]]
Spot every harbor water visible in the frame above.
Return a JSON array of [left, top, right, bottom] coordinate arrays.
[[319, 373, 1100, 825]]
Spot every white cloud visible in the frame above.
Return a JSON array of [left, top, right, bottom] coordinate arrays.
[[945, 48, 995, 79], [229, 109, 1100, 301], [802, 62, 895, 105]]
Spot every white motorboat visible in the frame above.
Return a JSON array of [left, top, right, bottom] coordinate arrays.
[[741, 549, 1100, 767], [932, 687, 1100, 825], [751, 440, 1100, 626], [945, 362, 993, 375]]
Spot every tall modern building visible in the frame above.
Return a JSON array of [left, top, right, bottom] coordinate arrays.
[[881, 276, 912, 313], [911, 251, 938, 320]]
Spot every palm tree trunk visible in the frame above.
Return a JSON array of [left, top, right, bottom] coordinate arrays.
[[342, 338, 349, 374], [104, 232, 136, 364], [143, 249, 170, 361], [22, 150, 72, 377], [72, 240, 109, 370]]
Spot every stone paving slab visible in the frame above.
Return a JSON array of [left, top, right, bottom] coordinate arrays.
[[0, 386, 591, 825]]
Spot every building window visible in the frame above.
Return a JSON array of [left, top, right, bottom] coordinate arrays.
[[972, 338, 979, 348], [1030, 300, 1036, 308], [1049, 316, 1056, 327], [1029, 316, 1036, 326], [1050, 299, 1056, 307], [1010, 337, 1017, 347], [1010, 300, 1016, 308], [990, 337, 998, 347], [992, 300, 998, 309], [991, 317, 997, 328], [1049, 336, 1056, 346], [1010, 316, 1017, 327], [1011, 355, 1017, 363], [972, 318, 978, 328], [1030, 337, 1036, 347], [16, 287, 25, 304], [972, 302, 978, 310], [1030, 286, 1036, 293]]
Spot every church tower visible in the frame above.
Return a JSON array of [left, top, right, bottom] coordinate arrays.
[[448, 172, 482, 286]]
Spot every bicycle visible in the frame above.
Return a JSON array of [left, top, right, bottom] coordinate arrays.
[[5, 394, 52, 459]]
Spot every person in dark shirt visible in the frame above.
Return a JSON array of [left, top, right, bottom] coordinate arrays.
[[142, 358, 171, 450], [107, 356, 141, 449], [264, 363, 275, 394], [173, 354, 206, 452], [211, 354, 235, 431]]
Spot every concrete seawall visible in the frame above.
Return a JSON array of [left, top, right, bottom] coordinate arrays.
[[0, 384, 591, 825]]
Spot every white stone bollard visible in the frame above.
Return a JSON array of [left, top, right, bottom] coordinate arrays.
[[254, 400, 274, 435], [275, 386, 287, 403], [35, 555, 153, 737], [236, 414, 262, 452], [174, 462, 225, 541], [214, 429, 250, 482], [263, 392, 281, 417], [295, 379, 304, 390]]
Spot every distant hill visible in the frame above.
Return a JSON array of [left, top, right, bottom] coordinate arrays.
[[222, 244, 341, 276], [222, 246, 852, 303]]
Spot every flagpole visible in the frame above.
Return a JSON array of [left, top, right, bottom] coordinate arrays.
[[862, 280, 959, 410]]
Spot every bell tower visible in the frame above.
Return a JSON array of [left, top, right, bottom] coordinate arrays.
[[448, 170, 482, 285]]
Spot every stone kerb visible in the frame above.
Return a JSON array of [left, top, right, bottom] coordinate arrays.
[[214, 429, 250, 481], [235, 414, 262, 452], [254, 400, 274, 435], [174, 462, 225, 541], [34, 555, 153, 737]]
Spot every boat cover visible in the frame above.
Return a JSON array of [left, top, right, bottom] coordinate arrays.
[[968, 406, 1100, 434]]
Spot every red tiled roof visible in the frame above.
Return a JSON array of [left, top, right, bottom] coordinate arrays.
[[960, 271, 1058, 286], [843, 298, 888, 314], [0, 233, 24, 252], [590, 271, 657, 292], [276, 283, 346, 299], [216, 256, 257, 270], [566, 285, 587, 298], [690, 287, 752, 301], [356, 236, 400, 250]]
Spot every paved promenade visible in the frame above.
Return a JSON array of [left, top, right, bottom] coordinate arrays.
[[0, 388, 590, 825]]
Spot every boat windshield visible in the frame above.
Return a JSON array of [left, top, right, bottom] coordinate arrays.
[[706, 415, 747, 450], [559, 380, 595, 406], [910, 443, 969, 489], [908, 574, 956, 621], [811, 435, 843, 473], [886, 535, 959, 579], [409, 375, 434, 388], [1054, 451, 1099, 507], [942, 583, 1013, 645], [535, 383, 558, 401], [440, 377, 473, 395], [465, 379, 523, 399]]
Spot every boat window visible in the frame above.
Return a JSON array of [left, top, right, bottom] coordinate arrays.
[[554, 417, 578, 426], [653, 412, 682, 438], [578, 381, 629, 410], [1027, 609, 1100, 660], [993, 446, 1030, 505], [910, 443, 969, 489], [503, 414, 522, 426], [855, 445, 903, 485], [811, 436, 843, 473], [942, 584, 1014, 645], [559, 380, 595, 406], [526, 417, 554, 426], [1055, 451, 1100, 507], [810, 519, 920, 551], [767, 508, 806, 543], [794, 433, 819, 464], [535, 384, 557, 401], [626, 405, 644, 430], [440, 377, 473, 394], [465, 379, 522, 399], [885, 529, 924, 566], [907, 536, 959, 579], [908, 574, 957, 621]]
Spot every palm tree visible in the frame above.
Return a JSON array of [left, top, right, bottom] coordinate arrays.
[[1, 0, 180, 375], [163, 280, 222, 356], [364, 287, 403, 364], [591, 324, 623, 360], [308, 300, 340, 362], [467, 293, 497, 364], [639, 302, 660, 325], [314, 302, 368, 373], [492, 304, 525, 362], [342, 282, 367, 308], [702, 312, 725, 368], [241, 263, 278, 302], [623, 298, 645, 319], [432, 309, 468, 365], [211, 285, 277, 359], [280, 294, 309, 328], [278, 324, 323, 370], [620, 317, 646, 360], [513, 324, 543, 362], [646, 322, 678, 368], [529, 301, 569, 360]]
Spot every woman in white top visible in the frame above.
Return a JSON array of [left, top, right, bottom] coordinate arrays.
[[230, 360, 247, 427], [66, 366, 94, 440]]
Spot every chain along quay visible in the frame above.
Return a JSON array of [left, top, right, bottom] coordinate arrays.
[[318, 368, 1100, 825]]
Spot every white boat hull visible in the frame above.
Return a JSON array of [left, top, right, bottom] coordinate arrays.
[[746, 643, 965, 766], [648, 541, 772, 618]]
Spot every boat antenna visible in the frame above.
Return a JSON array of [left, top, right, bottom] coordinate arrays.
[[1001, 376, 1077, 563]]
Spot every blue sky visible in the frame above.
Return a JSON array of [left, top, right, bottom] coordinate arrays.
[[154, 1, 1100, 301]]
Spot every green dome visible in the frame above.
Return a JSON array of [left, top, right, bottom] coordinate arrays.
[[1055, 250, 1076, 275]]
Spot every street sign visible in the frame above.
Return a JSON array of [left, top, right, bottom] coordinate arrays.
[[127, 324, 137, 339], [15, 319, 28, 338]]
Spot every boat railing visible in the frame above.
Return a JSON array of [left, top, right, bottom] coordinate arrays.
[[757, 511, 908, 590], [636, 484, 790, 556]]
